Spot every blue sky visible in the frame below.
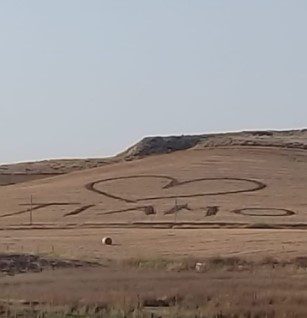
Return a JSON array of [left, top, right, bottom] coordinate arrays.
[[0, 1, 306, 163]]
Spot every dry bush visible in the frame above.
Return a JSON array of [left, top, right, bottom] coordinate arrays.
[[121, 257, 201, 272], [293, 256, 307, 268], [206, 256, 251, 270]]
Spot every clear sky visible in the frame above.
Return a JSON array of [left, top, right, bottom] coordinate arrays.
[[1, 1, 306, 163]]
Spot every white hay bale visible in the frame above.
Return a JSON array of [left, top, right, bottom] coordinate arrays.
[[195, 262, 207, 273], [102, 237, 112, 245]]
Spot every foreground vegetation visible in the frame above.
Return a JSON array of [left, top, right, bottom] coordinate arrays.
[[0, 306, 280, 318], [2, 255, 307, 317]]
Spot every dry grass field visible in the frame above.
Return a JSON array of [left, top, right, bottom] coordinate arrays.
[[2, 228, 307, 262], [3, 264, 307, 318], [0, 131, 307, 317]]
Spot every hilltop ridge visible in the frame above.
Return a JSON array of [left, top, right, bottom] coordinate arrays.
[[120, 129, 307, 159], [0, 128, 306, 186]]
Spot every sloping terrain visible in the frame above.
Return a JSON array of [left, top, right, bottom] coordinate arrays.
[[1, 129, 306, 186], [0, 146, 306, 228], [121, 128, 307, 159], [0, 130, 306, 261], [0, 158, 113, 186]]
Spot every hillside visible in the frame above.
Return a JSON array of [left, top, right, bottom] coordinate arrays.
[[1, 129, 306, 186], [0, 129, 306, 262], [0, 131, 306, 228]]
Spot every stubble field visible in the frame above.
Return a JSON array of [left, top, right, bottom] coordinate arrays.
[[0, 144, 306, 317]]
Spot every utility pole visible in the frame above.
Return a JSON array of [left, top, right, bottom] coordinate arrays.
[[29, 195, 33, 225], [174, 199, 178, 224]]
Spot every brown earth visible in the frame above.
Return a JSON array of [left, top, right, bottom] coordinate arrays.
[[0, 129, 305, 260], [0, 129, 307, 317]]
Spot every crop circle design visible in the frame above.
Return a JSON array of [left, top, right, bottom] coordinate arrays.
[[232, 208, 295, 217]]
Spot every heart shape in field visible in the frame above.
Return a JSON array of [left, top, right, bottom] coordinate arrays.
[[85, 175, 266, 203]]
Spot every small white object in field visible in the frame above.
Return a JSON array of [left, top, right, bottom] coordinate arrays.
[[195, 262, 207, 273], [102, 237, 112, 245]]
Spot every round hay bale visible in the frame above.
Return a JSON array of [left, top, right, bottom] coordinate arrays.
[[102, 237, 112, 245]]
